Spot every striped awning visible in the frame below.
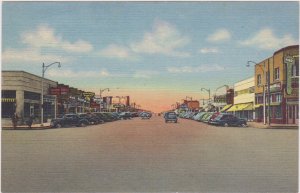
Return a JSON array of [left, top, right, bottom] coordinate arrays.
[[2, 98, 16, 102]]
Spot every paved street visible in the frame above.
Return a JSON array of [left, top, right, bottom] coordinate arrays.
[[2, 116, 298, 192]]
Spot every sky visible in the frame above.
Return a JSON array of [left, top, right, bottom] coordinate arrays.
[[2, 1, 299, 112]]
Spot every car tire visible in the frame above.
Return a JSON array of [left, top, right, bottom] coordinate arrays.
[[224, 123, 229, 127], [80, 122, 87, 127], [56, 123, 62, 128], [241, 123, 247, 127]]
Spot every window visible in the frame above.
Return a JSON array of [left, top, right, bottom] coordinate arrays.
[[292, 64, 297, 77], [274, 68, 280, 80], [24, 91, 40, 100], [257, 74, 262, 86], [276, 94, 282, 103]]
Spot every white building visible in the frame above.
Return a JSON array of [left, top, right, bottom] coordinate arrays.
[[2, 71, 58, 125], [227, 77, 255, 121]]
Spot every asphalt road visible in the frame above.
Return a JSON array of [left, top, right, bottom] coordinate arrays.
[[1, 116, 298, 192]]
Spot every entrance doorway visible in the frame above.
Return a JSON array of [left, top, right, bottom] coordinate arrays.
[[287, 105, 299, 125]]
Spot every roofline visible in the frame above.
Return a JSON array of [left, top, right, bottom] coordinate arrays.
[[2, 70, 58, 84], [273, 45, 299, 55]]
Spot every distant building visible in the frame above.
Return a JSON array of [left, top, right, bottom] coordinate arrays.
[[183, 100, 199, 111]]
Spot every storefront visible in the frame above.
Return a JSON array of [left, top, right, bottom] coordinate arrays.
[[227, 102, 254, 121], [2, 90, 16, 118], [2, 71, 58, 124]]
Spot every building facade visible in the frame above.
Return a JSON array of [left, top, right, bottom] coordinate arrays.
[[254, 45, 299, 124], [2, 71, 58, 124], [227, 77, 255, 121]]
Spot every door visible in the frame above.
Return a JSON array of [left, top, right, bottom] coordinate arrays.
[[287, 105, 297, 124]]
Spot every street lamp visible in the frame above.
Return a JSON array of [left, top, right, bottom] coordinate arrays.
[[99, 88, 109, 112], [201, 88, 211, 104], [215, 85, 229, 95], [247, 60, 270, 125], [41, 62, 61, 126]]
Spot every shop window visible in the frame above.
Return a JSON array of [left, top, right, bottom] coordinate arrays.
[[24, 91, 40, 100], [1, 102, 15, 118], [274, 68, 280, 80], [274, 106, 282, 118], [2, 90, 16, 98]]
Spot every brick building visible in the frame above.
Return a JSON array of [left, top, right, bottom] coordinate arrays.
[[254, 45, 299, 124]]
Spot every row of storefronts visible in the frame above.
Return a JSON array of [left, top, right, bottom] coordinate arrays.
[[175, 44, 298, 125], [1, 71, 131, 124], [214, 45, 299, 125]]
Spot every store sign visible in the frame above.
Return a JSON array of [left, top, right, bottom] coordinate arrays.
[[285, 56, 295, 95], [82, 92, 95, 101], [50, 88, 60, 95], [266, 82, 281, 92]]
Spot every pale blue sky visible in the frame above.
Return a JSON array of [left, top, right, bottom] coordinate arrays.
[[2, 1, 299, 111]]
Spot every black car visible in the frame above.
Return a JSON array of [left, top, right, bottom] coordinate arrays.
[[210, 114, 247, 127], [78, 113, 104, 125], [93, 112, 114, 122], [50, 114, 90, 128], [164, 111, 178, 123]]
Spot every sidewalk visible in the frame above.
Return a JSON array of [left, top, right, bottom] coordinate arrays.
[[248, 122, 299, 129], [2, 122, 51, 130]]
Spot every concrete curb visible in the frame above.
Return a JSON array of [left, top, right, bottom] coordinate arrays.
[[247, 122, 298, 129], [2, 126, 50, 130]]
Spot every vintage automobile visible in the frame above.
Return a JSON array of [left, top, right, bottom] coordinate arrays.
[[164, 111, 178, 123], [50, 114, 90, 128], [210, 113, 247, 127]]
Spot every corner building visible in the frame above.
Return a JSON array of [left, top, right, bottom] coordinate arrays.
[[254, 45, 299, 124]]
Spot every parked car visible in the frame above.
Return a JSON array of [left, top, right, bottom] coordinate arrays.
[[210, 114, 247, 127], [164, 111, 178, 123], [202, 112, 214, 123], [198, 112, 211, 122], [119, 112, 132, 120], [193, 112, 205, 121], [208, 112, 221, 124], [78, 113, 104, 125], [130, 112, 139, 117], [93, 112, 113, 122], [50, 114, 90, 128]]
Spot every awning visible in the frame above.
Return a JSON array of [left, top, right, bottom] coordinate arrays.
[[270, 102, 281, 106], [220, 104, 233, 112], [2, 98, 16, 102], [254, 104, 263, 108], [243, 103, 253, 110], [227, 103, 253, 112]]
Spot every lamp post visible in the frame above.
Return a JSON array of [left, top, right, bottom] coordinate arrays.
[[41, 62, 61, 126], [99, 88, 109, 112], [247, 60, 269, 125], [201, 88, 211, 104]]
